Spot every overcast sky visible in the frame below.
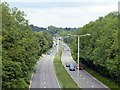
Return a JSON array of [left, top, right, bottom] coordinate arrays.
[[2, 0, 119, 28]]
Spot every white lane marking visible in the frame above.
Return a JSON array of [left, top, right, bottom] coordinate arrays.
[[44, 82, 46, 84], [29, 72, 34, 88], [43, 78, 45, 80], [92, 85, 94, 87], [83, 70, 109, 88], [29, 60, 40, 88], [80, 75, 81, 76], [44, 87, 46, 88], [87, 81, 89, 83], [60, 44, 81, 88], [83, 78, 85, 79]]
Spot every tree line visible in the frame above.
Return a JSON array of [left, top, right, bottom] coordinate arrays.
[[64, 12, 119, 84], [30, 24, 80, 36], [2, 2, 53, 89]]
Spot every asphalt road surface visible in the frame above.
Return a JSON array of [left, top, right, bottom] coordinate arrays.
[[30, 44, 60, 88], [61, 42, 109, 90]]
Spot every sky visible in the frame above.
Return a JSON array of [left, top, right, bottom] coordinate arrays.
[[1, 0, 119, 28]]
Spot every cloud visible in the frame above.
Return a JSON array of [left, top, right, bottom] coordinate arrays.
[[2, 0, 119, 3], [5, 2, 117, 9], [2, 0, 118, 27], [22, 3, 117, 27]]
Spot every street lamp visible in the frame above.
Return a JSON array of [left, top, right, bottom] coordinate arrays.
[[68, 33, 90, 87]]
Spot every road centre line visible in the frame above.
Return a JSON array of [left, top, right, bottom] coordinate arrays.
[[44, 82, 46, 84]]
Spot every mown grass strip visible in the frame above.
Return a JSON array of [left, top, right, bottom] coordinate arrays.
[[81, 63, 119, 90], [54, 49, 79, 89]]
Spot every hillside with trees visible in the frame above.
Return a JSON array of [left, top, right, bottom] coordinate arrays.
[[30, 24, 80, 36], [29, 24, 47, 32], [47, 25, 80, 36], [2, 2, 53, 89], [64, 12, 119, 84]]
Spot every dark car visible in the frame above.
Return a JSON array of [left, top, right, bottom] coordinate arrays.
[[66, 63, 70, 67], [47, 52, 50, 55], [67, 49, 70, 51], [76, 64, 82, 70], [69, 64, 75, 71]]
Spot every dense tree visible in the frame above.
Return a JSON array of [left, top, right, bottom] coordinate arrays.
[[29, 24, 47, 32], [47, 25, 80, 36], [2, 2, 53, 89], [64, 12, 119, 83]]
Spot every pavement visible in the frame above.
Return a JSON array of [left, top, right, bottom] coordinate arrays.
[[61, 42, 110, 90], [30, 44, 60, 89], [29, 40, 110, 90]]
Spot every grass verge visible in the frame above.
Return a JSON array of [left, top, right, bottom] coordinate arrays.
[[81, 63, 119, 90], [54, 49, 79, 89]]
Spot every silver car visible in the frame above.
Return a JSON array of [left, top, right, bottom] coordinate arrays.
[[69, 64, 75, 71]]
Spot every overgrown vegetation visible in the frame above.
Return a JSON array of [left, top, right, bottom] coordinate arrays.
[[2, 2, 53, 89], [54, 45, 78, 89], [64, 12, 119, 88]]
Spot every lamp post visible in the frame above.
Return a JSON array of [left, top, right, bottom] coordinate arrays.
[[68, 33, 90, 87]]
